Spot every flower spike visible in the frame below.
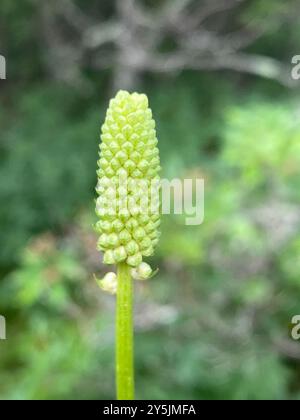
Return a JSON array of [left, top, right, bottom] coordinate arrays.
[[96, 90, 161, 267]]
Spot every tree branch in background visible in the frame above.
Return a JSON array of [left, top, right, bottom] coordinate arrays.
[[144, 52, 292, 87], [83, 22, 122, 49], [39, 0, 295, 91], [58, 0, 93, 32]]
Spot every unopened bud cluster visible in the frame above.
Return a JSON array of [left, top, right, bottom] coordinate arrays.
[[95, 90, 161, 267]]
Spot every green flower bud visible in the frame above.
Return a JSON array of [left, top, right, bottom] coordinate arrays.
[[141, 246, 154, 257], [96, 90, 161, 267], [107, 233, 119, 247], [131, 262, 158, 281], [113, 246, 127, 262], [127, 253, 142, 267], [103, 250, 116, 265], [95, 272, 117, 294], [112, 219, 124, 232], [125, 240, 139, 256], [119, 229, 132, 244]]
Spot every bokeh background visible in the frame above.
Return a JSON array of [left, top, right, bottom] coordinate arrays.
[[1, 0, 300, 400]]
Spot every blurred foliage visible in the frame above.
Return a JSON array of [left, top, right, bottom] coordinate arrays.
[[0, 86, 101, 266], [1, 0, 300, 401], [223, 103, 300, 193]]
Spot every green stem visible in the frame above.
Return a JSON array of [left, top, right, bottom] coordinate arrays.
[[116, 262, 134, 400]]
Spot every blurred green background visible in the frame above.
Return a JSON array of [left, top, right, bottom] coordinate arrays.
[[1, 0, 300, 400]]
